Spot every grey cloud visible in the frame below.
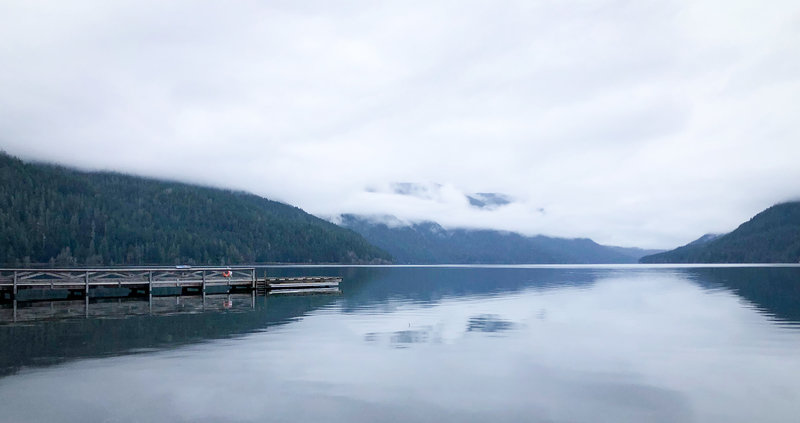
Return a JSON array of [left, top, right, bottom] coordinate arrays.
[[390, 182, 443, 200]]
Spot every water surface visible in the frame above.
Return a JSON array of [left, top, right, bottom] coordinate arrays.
[[1, 266, 799, 422]]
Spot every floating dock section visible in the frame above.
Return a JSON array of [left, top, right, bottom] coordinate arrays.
[[0, 267, 341, 301], [266, 276, 342, 295]]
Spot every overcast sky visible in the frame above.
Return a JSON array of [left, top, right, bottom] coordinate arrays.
[[1, 0, 799, 249]]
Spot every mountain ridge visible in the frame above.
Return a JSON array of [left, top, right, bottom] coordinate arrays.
[[640, 202, 800, 263], [340, 214, 660, 264]]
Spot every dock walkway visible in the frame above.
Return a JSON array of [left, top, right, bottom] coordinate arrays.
[[0, 267, 341, 300]]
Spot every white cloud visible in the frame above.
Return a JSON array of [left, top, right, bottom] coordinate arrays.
[[1, 0, 799, 249]]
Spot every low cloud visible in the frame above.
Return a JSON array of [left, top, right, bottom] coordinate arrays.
[[1, 0, 799, 248]]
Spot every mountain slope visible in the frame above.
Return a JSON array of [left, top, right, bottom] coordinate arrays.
[[685, 233, 723, 247], [640, 202, 800, 263], [340, 215, 647, 264], [0, 153, 391, 266], [606, 246, 665, 261]]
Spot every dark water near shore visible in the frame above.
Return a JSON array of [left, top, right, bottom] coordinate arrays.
[[1, 265, 800, 422]]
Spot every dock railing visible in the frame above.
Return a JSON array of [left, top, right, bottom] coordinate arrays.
[[0, 267, 257, 298]]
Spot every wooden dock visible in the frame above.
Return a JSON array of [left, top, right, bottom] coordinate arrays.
[[0, 267, 341, 301]]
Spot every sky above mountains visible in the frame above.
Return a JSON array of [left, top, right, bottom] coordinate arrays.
[[1, 0, 799, 249]]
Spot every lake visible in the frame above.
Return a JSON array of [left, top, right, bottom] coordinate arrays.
[[1, 265, 800, 422]]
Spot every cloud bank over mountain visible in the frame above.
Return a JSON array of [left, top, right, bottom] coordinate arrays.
[[2, 0, 799, 248]]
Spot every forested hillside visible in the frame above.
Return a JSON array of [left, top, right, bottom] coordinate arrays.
[[340, 215, 654, 264], [0, 153, 391, 266], [640, 201, 800, 263]]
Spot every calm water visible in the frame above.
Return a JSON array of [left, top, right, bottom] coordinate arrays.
[[2, 266, 800, 423]]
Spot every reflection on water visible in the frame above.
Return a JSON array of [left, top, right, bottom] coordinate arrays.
[[466, 314, 517, 333], [1, 266, 800, 423], [1, 294, 258, 323], [687, 267, 800, 325]]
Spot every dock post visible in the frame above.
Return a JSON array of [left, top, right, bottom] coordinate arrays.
[[84, 295, 89, 318], [148, 270, 153, 295], [202, 270, 207, 294], [12, 271, 17, 299], [13, 300, 17, 323], [84, 271, 90, 298], [251, 268, 256, 290]]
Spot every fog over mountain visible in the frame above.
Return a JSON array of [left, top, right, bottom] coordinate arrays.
[[340, 214, 663, 264], [2, 1, 799, 249]]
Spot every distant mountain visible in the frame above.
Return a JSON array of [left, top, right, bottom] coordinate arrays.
[[340, 214, 652, 264], [606, 246, 666, 261], [0, 152, 391, 266], [640, 202, 800, 263], [388, 183, 516, 211], [466, 193, 513, 209]]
